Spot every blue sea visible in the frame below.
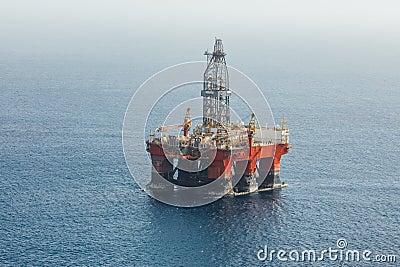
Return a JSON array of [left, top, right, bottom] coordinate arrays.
[[1, 48, 399, 267]]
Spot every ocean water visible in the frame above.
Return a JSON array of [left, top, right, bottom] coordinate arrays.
[[0, 51, 399, 266]]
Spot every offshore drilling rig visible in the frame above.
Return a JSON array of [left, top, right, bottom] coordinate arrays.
[[146, 39, 290, 195]]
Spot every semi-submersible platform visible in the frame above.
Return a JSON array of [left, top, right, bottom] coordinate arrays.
[[146, 39, 290, 196]]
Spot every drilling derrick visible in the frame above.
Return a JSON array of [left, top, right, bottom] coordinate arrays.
[[202, 39, 231, 128]]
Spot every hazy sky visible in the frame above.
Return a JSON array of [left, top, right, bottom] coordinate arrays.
[[1, 0, 399, 73]]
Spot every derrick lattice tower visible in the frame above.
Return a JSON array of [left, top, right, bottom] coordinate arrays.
[[201, 38, 231, 128]]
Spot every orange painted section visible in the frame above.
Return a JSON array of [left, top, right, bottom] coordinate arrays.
[[272, 143, 290, 171], [148, 142, 289, 177], [208, 150, 232, 178]]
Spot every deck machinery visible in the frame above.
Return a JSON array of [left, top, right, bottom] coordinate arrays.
[[146, 39, 290, 195]]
